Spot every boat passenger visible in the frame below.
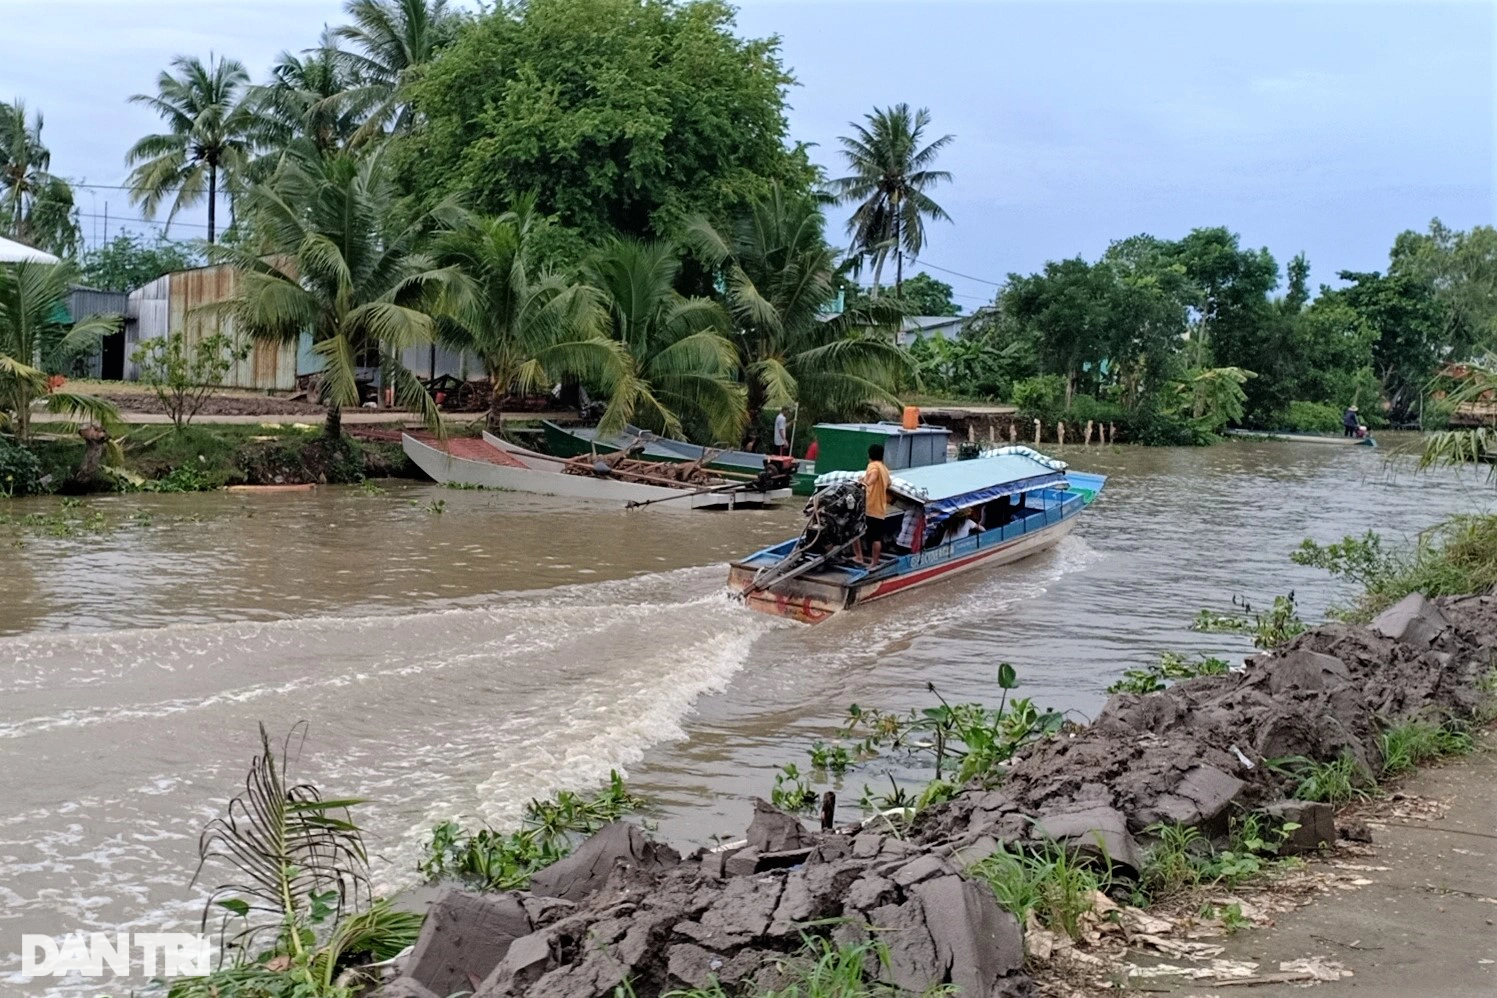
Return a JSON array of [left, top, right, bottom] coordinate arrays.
[[860, 444, 892, 565], [773, 407, 792, 456], [943, 507, 984, 544], [893, 506, 922, 554], [1343, 405, 1359, 438]]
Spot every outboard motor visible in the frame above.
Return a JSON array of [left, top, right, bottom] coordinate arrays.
[[799, 480, 865, 555]]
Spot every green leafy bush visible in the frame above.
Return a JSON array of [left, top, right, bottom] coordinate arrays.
[[1010, 375, 1066, 424], [1294, 517, 1497, 622], [0, 437, 45, 496], [1283, 401, 1344, 433]]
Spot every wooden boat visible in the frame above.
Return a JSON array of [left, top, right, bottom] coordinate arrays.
[[402, 432, 790, 510], [542, 421, 820, 494], [728, 451, 1105, 623], [1225, 429, 1377, 448]]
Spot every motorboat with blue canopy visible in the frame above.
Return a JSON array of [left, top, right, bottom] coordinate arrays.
[[728, 446, 1105, 623]]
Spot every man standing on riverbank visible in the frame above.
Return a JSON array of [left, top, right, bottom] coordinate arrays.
[[861, 444, 891, 565], [773, 406, 792, 456]]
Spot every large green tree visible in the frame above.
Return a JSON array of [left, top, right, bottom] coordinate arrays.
[[125, 54, 258, 243], [78, 232, 201, 292], [832, 103, 953, 295], [402, 0, 813, 248], [1000, 258, 1120, 407], [0, 261, 118, 441], [211, 146, 459, 438], [685, 185, 910, 437], [845, 271, 960, 317], [433, 203, 635, 433], [0, 101, 81, 257], [585, 236, 744, 443], [1389, 218, 1497, 359], [1336, 269, 1447, 421]]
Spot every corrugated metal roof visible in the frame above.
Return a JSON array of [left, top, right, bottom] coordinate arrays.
[[891, 454, 1059, 503]]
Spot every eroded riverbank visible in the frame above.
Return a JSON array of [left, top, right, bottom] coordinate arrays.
[[1, 438, 1493, 994]]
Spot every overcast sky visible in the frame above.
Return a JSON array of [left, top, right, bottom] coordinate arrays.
[[2, 0, 1492, 309]]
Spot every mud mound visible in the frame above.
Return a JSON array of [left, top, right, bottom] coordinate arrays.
[[373, 593, 1497, 998]]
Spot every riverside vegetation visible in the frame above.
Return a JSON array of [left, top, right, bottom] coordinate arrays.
[[9, 0, 1497, 479]]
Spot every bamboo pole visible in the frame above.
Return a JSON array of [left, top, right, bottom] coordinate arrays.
[[1084, 420, 1094, 446], [1033, 419, 1041, 446], [1009, 423, 1017, 444], [1057, 421, 1066, 447]]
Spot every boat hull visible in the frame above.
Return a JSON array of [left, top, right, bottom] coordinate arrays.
[[1226, 429, 1377, 447], [728, 517, 1075, 623], [542, 420, 818, 494], [403, 433, 788, 509], [730, 474, 1103, 623]]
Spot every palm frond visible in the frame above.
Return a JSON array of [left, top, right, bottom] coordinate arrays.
[[43, 391, 121, 427], [313, 335, 363, 411], [193, 723, 370, 959]]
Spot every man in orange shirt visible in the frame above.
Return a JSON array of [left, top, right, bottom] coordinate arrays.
[[861, 444, 892, 565]]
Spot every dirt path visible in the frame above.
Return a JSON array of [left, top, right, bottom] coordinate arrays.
[[1156, 735, 1497, 998]]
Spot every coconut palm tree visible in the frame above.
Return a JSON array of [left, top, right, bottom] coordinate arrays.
[[210, 145, 460, 439], [0, 100, 80, 257], [685, 185, 911, 438], [831, 104, 954, 296], [250, 31, 366, 160], [329, 0, 455, 144], [434, 203, 635, 433], [0, 261, 118, 442], [585, 237, 745, 443], [125, 54, 258, 243]]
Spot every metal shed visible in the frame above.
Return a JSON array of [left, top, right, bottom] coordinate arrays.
[[64, 287, 127, 379], [124, 265, 298, 390]]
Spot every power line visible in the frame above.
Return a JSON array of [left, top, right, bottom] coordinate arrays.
[[73, 211, 212, 231], [908, 258, 1005, 287]]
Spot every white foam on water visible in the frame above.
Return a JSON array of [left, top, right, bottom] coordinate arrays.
[[0, 568, 779, 997]]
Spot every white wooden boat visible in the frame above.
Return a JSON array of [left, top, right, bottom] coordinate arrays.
[[728, 452, 1105, 623], [401, 433, 790, 510], [1225, 429, 1377, 448]]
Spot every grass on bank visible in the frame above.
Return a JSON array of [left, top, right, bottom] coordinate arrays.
[[13, 421, 414, 492]]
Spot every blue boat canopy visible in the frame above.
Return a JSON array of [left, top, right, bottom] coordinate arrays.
[[892, 454, 1068, 516]]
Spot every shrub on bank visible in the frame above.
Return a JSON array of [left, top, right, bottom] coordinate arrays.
[[1283, 401, 1344, 434], [1293, 515, 1497, 622], [0, 437, 45, 496]]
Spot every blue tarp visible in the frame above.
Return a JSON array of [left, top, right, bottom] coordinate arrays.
[[891, 455, 1067, 515]]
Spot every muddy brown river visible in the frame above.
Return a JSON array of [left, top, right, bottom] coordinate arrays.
[[1, 437, 1491, 993]]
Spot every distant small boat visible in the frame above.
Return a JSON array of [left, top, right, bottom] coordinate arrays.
[[402, 432, 790, 510], [1225, 429, 1377, 448], [541, 421, 819, 494], [728, 449, 1105, 623]]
